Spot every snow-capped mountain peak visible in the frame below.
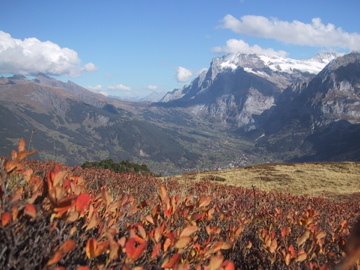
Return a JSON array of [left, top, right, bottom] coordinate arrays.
[[215, 52, 339, 75], [160, 52, 341, 104]]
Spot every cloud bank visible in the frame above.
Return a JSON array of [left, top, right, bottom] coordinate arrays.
[[221, 15, 360, 50], [176, 66, 192, 82], [0, 31, 96, 76], [147, 84, 158, 90], [108, 84, 131, 91], [213, 39, 287, 57]]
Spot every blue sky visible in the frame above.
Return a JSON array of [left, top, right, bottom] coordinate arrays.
[[1, 0, 360, 98]]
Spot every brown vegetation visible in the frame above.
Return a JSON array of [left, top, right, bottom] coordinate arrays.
[[1, 139, 360, 269]]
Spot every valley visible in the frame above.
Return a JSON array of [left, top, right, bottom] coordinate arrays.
[[1, 53, 360, 175]]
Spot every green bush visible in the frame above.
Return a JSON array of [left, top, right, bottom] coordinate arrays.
[[81, 159, 153, 175]]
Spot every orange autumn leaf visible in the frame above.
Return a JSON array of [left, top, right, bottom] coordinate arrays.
[[18, 138, 26, 152], [10, 150, 17, 160], [199, 196, 212, 208], [145, 215, 154, 225], [151, 243, 161, 259], [297, 230, 310, 246], [175, 237, 191, 249], [53, 204, 72, 218], [1, 212, 12, 226], [4, 160, 18, 173], [159, 185, 170, 204], [48, 253, 63, 267], [296, 250, 307, 262], [125, 238, 147, 261], [85, 238, 109, 259], [281, 227, 291, 238], [11, 206, 19, 222], [17, 150, 36, 161], [53, 267, 66, 270], [223, 260, 235, 270], [75, 193, 91, 213], [137, 224, 147, 240], [85, 212, 100, 231], [47, 239, 76, 265], [288, 245, 297, 258], [285, 253, 291, 266], [163, 238, 172, 252], [154, 227, 162, 243], [108, 237, 119, 261], [76, 266, 90, 270], [208, 254, 224, 270], [269, 239, 278, 254], [316, 231, 326, 241], [161, 253, 181, 268], [24, 203, 36, 218], [180, 225, 198, 238]]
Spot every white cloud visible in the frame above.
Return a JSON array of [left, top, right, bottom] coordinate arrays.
[[176, 66, 193, 82], [213, 39, 287, 57], [0, 31, 96, 76], [221, 15, 360, 50], [83, 62, 97, 72], [108, 83, 131, 91], [87, 85, 108, 96], [88, 84, 102, 91], [147, 84, 158, 90], [98, 91, 108, 97]]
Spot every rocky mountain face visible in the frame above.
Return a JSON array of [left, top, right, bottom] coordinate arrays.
[[0, 74, 263, 174], [159, 53, 337, 129], [249, 52, 360, 161], [159, 52, 360, 162], [0, 75, 207, 174]]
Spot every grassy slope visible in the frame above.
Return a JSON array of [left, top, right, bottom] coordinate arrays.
[[169, 162, 360, 199]]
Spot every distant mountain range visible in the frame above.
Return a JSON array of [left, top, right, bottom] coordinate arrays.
[[159, 52, 360, 163], [0, 52, 359, 174], [159, 52, 338, 128]]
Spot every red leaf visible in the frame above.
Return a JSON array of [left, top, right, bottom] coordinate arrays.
[[161, 253, 181, 268], [151, 243, 161, 259], [1, 212, 12, 226], [75, 193, 91, 213], [288, 245, 297, 258], [223, 260, 235, 270], [76, 267, 90, 270], [24, 203, 36, 218], [125, 238, 147, 261], [281, 227, 291, 238]]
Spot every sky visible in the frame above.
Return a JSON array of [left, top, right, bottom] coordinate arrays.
[[1, 0, 360, 99]]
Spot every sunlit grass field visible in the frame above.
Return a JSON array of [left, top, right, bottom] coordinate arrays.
[[169, 162, 360, 199]]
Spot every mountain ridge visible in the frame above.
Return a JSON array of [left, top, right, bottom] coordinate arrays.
[[1, 52, 360, 174]]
